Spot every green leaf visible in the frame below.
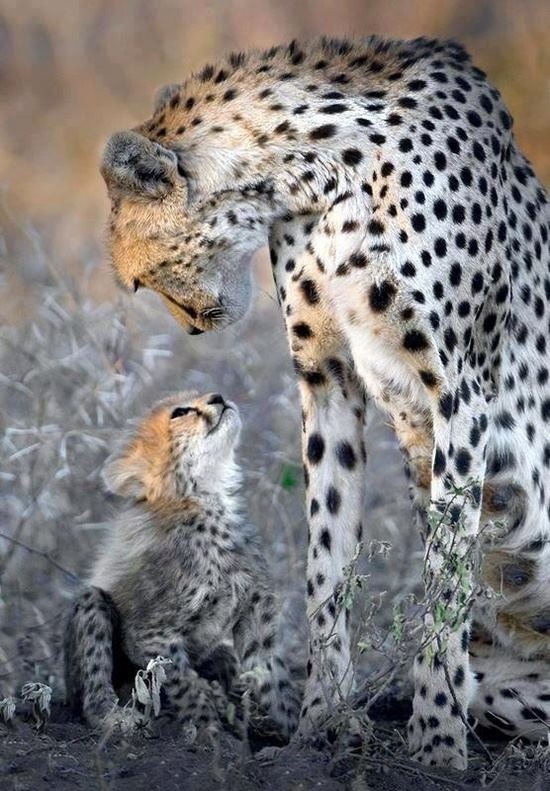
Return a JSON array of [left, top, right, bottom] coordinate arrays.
[[279, 462, 300, 491]]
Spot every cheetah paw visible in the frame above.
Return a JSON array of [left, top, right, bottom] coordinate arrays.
[[408, 715, 467, 770]]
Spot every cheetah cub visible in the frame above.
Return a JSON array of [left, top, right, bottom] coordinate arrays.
[[64, 391, 299, 743]]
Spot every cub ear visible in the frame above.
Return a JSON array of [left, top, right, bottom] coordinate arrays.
[[100, 130, 179, 200], [101, 444, 146, 500], [154, 83, 181, 112]]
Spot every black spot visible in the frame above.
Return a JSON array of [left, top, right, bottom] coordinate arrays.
[[433, 199, 447, 220], [521, 706, 547, 721], [336, 441, 357, 470], [453, 666, 465, 687], [434, 151, 447, 171], [419, 370, 438, 388], [310, 124, 337, 140], [411, 213, 426, 233], [403, 330, 429, 352], [467, 110, 482, 127], [301, 279, 320, 305], [433, 446, 446, 475], [350, 252, 368, 268], [319, 529, 331, 552], [369, 280, 396, 312], [439, 392, 453, 420], [293, 322, 313, 339], [274, 120, 290, 134], [342, 148, 363, 166], [320, 103, 348, 114], [307, 434, 325, 464], [326, 486, 341, 514], [368, 219, 385, 236], [434, 238, 447, 258]]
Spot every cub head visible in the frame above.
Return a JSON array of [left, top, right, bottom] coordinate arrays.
[[102, 391, 241, 503], [101, 129, 271, 335]]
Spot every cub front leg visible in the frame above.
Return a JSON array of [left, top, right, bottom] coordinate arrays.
[[233, 586, 300, 742], [408, 377, 488, 769], [137, 637, 227, 744]]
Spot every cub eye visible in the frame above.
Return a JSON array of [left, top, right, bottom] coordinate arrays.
[[133, 279, 142, 293], [170, 406, 193, 419]]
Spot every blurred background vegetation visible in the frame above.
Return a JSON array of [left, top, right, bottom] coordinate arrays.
[[1, 0, 549, 318], [0, 0, 548, 697]]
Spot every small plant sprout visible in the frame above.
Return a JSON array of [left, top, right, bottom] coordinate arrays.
[[21, 682, 52, 730], [0, 696, 17, 725], [130, 656, 172, 729]]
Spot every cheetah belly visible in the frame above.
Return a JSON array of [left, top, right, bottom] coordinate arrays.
[[345, 317, 435, 492]]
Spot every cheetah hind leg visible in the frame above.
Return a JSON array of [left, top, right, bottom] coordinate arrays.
[[64, 586, 126, 728], [470, 651, 550, 740]]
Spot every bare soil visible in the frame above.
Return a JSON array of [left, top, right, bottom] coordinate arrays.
[[1, 700, 549, 791]]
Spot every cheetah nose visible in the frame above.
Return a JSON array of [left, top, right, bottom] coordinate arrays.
[[207, 394, 225, 406], [188, 325, 204, 335]]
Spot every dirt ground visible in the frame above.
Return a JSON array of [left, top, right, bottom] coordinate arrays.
[[1, 700, 550, 791]]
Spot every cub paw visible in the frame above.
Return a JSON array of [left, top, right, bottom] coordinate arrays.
[[238, 664, 300, 745], [196, 644, 238, 694], [177, 671, 228, 746]]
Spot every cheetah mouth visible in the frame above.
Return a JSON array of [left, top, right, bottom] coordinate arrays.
[[208, 404, 231, 433]]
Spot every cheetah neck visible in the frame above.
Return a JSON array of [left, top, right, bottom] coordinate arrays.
[[139, 36, 437, 215], [175, 453, 243, 519]]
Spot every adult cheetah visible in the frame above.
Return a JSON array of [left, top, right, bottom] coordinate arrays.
[[99, 37, 550, 768], [65, 392, 299, 742]]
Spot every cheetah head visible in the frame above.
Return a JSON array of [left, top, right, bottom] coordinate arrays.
[[102, 391, 241, 502], [101, 131, 271, 334]]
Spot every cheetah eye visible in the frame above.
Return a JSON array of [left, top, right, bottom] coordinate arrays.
[[202, 306, 225, 320], [170, 406, 194, 419], [133, 279, 142, 293]]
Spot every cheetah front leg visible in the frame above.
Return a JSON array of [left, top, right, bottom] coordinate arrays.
[[270, 220, 368, 735], [408, 376, 488, 769], [296, 367, 367, 733]]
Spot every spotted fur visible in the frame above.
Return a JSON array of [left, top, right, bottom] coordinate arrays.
[[64, 392, 299, 742], [99, 37, 550, 768]]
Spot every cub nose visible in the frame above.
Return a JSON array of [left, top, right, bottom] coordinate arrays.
[[207, 394, 225, 406]]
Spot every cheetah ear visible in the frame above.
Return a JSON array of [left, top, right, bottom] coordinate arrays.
[[101, 445, 146, 500], [153, 83, 181, 112], [100, 130, 179, 200]]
